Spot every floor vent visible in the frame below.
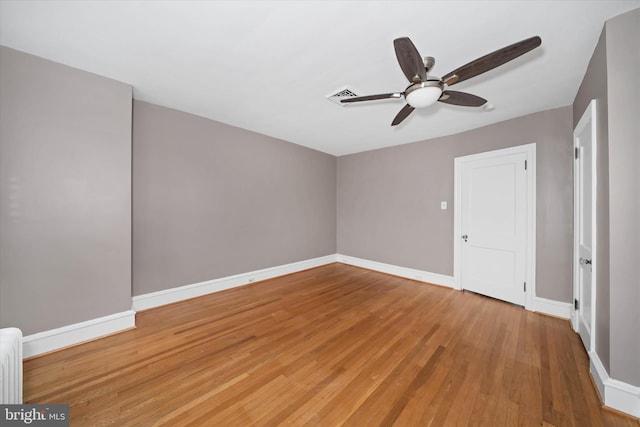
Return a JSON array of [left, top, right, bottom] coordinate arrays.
[[326, 87, 358, 105]]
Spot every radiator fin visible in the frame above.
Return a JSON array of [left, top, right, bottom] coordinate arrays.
[[0, 327, 23, 404]]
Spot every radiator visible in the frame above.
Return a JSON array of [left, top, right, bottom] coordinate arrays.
[[0, 327, 23, 404]]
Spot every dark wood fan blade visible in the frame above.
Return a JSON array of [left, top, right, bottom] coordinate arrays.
[[442, 36, 541, 86], [394, 37, 427, 83], [340, 93, 403, 103], [391, 104, 415, 126], [438, 91, 487, 107]]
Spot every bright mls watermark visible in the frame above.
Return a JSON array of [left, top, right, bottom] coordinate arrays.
[[1, 405, 69, 426]]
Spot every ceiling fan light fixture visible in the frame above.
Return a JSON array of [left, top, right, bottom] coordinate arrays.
[[405, 80, 443, 108]]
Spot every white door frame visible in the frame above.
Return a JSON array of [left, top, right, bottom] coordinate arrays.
[[572, 99, 597, 352], [453, 143, 537, 311]]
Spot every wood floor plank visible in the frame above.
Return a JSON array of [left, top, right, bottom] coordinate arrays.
[[23, 263, 640, 426]]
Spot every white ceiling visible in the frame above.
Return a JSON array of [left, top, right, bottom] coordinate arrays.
[[1, 1, 638, 156]]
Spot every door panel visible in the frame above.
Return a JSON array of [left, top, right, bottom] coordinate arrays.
[[574, 100, 597, 352], [460, 152, 527, 306]]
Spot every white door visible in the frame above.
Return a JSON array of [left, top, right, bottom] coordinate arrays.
[[573, 100, 597, 352], [455, 145, 534, 307]]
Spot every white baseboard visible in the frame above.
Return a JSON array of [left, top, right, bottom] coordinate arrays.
[[23, 310, 136, 359], [533, 296, 572, 319], [605, 378, 640, 418], [590, 350, 608, 400], [590, 349, 640, 418], [21, 255, 337, 359], [336, 256, 574, 320], [336, 254, 454, 288], [132, 254, 338, 311], [337, 254, 637, 417]]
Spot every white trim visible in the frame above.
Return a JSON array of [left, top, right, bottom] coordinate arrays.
[[571, 309, 579, 335], [22, 310, 136, 359], [590, 350, 608, 399], [132, 255, 337, 311], [453, 143, 537, 310], [453, 158, 463, 291], [532, 297, 572, 319], [526, 145, 537, 312], [605, 379, 640, 418], [22, 255, 337, 359], [589, 350, 640, 418], [336, 255, 575, 319], [336, 254, 454, 288]]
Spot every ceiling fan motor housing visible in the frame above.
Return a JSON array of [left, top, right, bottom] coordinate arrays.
[[424, 56, 435, 72]]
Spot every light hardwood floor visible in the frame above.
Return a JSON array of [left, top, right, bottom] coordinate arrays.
[[24, 263, 639, 426]]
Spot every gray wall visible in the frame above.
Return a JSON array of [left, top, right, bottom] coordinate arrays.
[[132, 101, 336, 296], [0, 46, 132, 335], [573, 28, 611, 373], [573, 8, 639, 387], [338, 106, 574, 302], [605, 9, 640, 387]]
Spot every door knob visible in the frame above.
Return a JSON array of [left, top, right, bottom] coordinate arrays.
[[461, 235, 468, 242], [579, 257, 592, 265]]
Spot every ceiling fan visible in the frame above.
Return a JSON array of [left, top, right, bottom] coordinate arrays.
[[341, 36, 542, 126]]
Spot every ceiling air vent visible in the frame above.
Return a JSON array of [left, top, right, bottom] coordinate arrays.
[[326, 87, 358, 105]]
